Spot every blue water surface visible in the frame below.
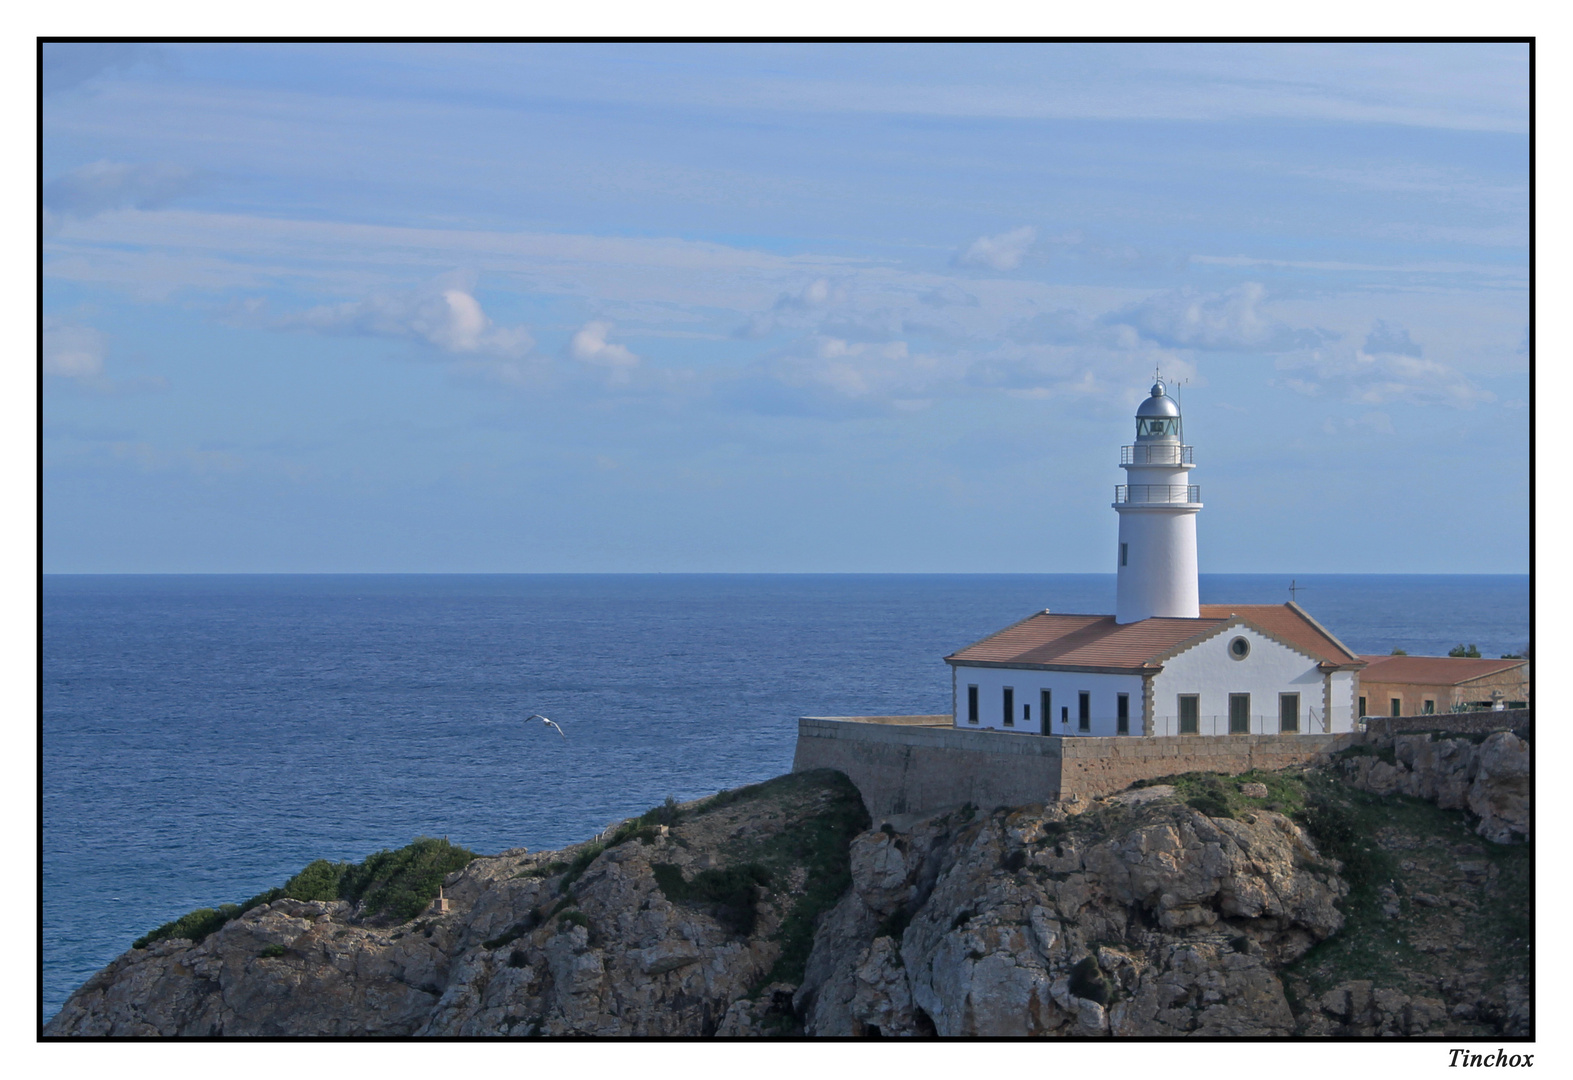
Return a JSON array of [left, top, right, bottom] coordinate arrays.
[[41, 573, 1528, 1022]]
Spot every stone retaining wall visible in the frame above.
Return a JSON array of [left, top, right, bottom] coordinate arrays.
[[793, 718, 1065, 817], [793, 716, 1362, 816], [1363, 708, 1531, 740]]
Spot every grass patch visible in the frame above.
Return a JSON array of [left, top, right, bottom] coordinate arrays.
[[131, 837, 477, 949], [258, 943, 287, 958], [1282, 772, 1532, 1004]]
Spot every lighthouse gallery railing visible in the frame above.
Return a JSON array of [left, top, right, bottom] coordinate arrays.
[[1121, 443, 1193, 465], [1114, 484, 1200, 504]]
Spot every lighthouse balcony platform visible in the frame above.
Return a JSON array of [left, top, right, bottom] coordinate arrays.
[[1120, 443, 1193, 465], [1114, 483, 1200, 505]]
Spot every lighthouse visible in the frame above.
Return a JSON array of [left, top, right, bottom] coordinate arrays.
[[1114, 380, 1201, 623]]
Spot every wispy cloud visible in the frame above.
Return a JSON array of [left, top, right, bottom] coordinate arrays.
[[1277, 320, 1490, 407], [43, 318, 168, 396], [42, 43, 162, 93], [955, 226, 1036, 272], [44, 161, 197, 228], [43, 320, 107, 381], [1109, 283, 1332, 353], [1364, 320, 1423, 357]]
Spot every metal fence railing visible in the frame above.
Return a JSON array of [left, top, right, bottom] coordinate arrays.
[[1114, 484, 1200, 505], [1148, 709, 1325, 737], [1121, 443, 1194, 466]]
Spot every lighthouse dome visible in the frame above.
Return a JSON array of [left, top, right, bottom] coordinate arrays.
[[1134, 382, 1181, 440], [1135, 382, 1181, 418]]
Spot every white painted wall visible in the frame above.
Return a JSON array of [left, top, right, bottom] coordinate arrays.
[[1327, 669, 1358, 733], [951, 664, 1146, 736], [1114, 506, 1200, 623], [1149, 625, 1327, 735]]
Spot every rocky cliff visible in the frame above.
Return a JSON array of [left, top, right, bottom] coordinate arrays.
[[45, 750, 1530, 1038]]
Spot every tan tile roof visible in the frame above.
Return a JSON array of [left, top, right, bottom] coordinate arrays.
[[1197, 602, 1364, 667], [946, 612, 1231, 671], [1355, 654, 1527, 685], [946, 602, 1365, 672]]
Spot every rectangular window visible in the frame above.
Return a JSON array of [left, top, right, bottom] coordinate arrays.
[[1023, 702, 1031, 723], [967, 685, 978, 724], [1078, 692, 1090, 732], [1061, 706, 1069, 726], [1358, 696, 1366, 718], [1229, 693, 1250, 734], [1178, 695, 1199, 735], [1116, 693, 1129, 735], [1120, 542, 1128, 567], [1391, 698, 1402, 717], [1279, 693, 1299, 732], [1040, 690, 1051, 735], [1003, 687, 1014, 727], [1423, 699, 1435, 715]]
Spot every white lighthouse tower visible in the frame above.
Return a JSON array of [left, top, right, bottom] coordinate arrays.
[[1114, 380, 1201, 623]]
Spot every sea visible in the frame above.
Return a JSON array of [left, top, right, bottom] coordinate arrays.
[[41, 573, 1530, 1023]]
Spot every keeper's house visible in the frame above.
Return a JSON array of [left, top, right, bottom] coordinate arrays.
[[946, 602, 1365, 738]]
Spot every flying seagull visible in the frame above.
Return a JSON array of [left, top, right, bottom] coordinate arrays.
[[524, 713, 567, 740]]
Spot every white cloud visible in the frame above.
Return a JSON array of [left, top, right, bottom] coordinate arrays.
[[956, 226, 1036, 272], [284, 273, 533, 359], [570, 321, 639, 370]]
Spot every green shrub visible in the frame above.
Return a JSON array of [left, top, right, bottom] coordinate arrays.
[[339, 837, 477, 921], [132, 904, 239, 949], [1185, 792, 1234, 819], [132, 837, 478, 949], [1068, 956, 1110, 1004], [1448, 644, 1481, 658], [556, 908, 589, 932], [556, 843, 605, 894], [483, 911, 540, 950], [279, 858, 349, 903], [652, 862, 772, 936], [258, 943, 287, 958], [875, 906, 912, 943]]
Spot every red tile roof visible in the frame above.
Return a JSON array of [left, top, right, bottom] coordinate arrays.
[[946, 602, 1364, 672], [1355, 654, 1527, 685], [946, 612, 1230, 671], [1197, 602, 1363, 666]]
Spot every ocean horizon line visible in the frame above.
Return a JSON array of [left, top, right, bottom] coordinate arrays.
[[42, 570, 1530, 578]]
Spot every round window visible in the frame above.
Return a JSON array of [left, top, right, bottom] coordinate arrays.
[[1229, 636, 1250, 660]]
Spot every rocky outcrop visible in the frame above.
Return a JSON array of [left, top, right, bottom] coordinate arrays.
[[45, 763, 1529, 1038], [1338, 731, 1529, 843], [48, 771, 868, 1037], [794, 794, 1344, 1037]]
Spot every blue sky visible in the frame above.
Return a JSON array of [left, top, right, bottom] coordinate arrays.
[[42, 42, 1529, 573]]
